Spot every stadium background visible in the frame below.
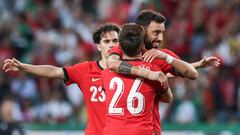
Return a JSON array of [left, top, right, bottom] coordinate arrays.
[[0, 0, 239, 134]]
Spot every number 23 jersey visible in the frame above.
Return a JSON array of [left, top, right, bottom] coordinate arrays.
[[63, 60, 105, 135]]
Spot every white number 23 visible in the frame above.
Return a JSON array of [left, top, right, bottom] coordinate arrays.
[[90, 86, 105, 102]]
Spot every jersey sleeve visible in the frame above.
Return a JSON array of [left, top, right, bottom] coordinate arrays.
[[109, 45, 122, 57], [63, 62, 89, 85], [160, 49, 180, 59], [158, 49, 181, 76]]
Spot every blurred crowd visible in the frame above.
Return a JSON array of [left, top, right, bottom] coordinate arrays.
[[0, 0, 239, 127]]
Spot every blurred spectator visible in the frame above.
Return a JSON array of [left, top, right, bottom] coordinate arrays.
[[10, 72, 38, 101], [0, 38, 15, 67], [174, 90, 198, 124], [46, 89, 73, 123], [0, 99, 24, 135], [65, 84, 84, 122]]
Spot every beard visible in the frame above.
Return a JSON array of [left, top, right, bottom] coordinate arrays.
[[144, 35, 161, 50], [144, 36, 154, 50]]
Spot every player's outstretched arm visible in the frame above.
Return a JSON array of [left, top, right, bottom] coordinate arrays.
[[191, 56, 220, 69], [143, 49, 198, 80], [3, 58, 64, 79], [166, 56, 221, 79]]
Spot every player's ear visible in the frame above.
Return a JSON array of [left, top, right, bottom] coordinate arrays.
[[96, 44, 102, 51]]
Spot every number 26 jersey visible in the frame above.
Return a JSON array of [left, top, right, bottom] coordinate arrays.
[[102, 60, 165, 135]]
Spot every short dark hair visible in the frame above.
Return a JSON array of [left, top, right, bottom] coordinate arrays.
[[135, 9, 166, 27], [119, 23, 144, 57], [93, 23, 120, 44]]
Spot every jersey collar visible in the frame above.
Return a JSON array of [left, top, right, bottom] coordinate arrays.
[[97, 59, 104, 70]]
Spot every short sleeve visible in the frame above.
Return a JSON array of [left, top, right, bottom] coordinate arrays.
[[63, 62, 89, 85], [155, 49, 181, 76], [160, 49, 180, 59]]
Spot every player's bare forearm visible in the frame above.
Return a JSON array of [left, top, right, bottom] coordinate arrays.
[[159, 88, 173, 103], [191, 61, 201, 69], [21, 64, 64, 79], [167, 56, 220, 79], [107, 54, 134, 75], [170, 58, 198, 80], [165, 61, 201, 79], [3, 58, 64, 79], [191, 56, 221, 69], [107, 54, 161, 81], [142, 49, 198, 80]]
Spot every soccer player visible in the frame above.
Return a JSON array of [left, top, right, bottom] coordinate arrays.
[[107, 9, 220, 79], [106, 9, 220, 134], [102, 23, 172, 135], [3, 23, 120, 135]]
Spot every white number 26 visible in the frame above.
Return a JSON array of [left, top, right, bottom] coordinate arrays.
[[108, 77, 145, 116]]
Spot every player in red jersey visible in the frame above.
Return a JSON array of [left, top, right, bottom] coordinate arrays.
[[108, 10, 220, 80], [62, 23, 121, 135], [3, 23, 121, 135], [107, 10, 220, 134], [102, 23, 172, 135]]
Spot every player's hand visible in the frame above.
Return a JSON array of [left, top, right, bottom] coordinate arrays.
[[3, 58, 22, 72], [198, 57, 220, 68], [143, 48, 167, 62], [157, 71, 169, 90]]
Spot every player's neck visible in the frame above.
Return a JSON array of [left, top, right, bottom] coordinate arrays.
[[122, 53, 142, 61], [98, 58, 107, 69]]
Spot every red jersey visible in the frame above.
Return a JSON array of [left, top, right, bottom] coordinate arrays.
[[102, 60, 165, 135], [109, 46, 180, 134], [64, 61, 105, 135]]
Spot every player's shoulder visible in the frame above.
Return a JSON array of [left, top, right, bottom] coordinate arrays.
[[158, 49, 180, 59], [66, 61, 93, 71], [74, 61, 91, 67], [158, 48, 173, 54]]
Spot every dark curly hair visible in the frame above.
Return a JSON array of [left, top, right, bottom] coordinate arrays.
[[92, 23, 120, 44], [135, 9, 166, 27], [119, 23, 145, 57]]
